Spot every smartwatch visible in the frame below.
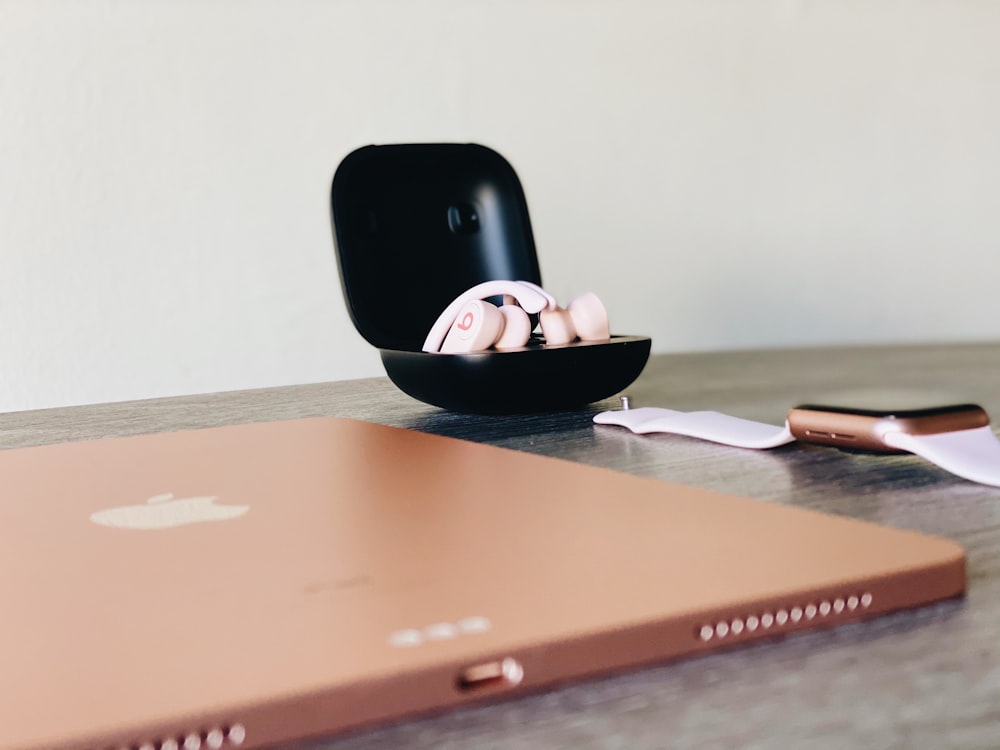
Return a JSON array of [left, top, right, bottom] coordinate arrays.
[[594, 396, 1000, 488]]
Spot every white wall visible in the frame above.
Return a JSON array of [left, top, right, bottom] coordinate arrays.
[[2, 0, 998, 413]]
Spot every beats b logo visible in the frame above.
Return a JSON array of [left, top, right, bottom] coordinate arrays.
[[457, 311, 475, 331], [440, 299, 502, 352]]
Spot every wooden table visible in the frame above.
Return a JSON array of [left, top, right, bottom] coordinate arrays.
[[3, 343, 998, 750]]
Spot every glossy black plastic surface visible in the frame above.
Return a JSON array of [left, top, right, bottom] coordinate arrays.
[[383, 336, 651, 414], [330, 143, 650, 413], [332, 143, 541, 351]]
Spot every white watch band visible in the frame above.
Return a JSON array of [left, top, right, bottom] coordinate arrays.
[[594, 406, 1000, 488], [882, 426, 1000, 488], [593, 407, 795, 449]]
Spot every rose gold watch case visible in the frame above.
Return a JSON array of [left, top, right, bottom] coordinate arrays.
[[787, 403, 990, 453], [0, 418, 965, 750]]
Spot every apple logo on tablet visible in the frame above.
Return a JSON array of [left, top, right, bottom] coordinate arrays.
[[90, 493, 249, 530]]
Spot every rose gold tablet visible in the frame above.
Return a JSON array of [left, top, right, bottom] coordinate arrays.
[[0, 418, 964, 750]]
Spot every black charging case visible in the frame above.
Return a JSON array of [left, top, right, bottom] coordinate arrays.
[[329, 143, 651, 414]]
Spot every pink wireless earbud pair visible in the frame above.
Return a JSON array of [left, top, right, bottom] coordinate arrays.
[[422, 280, 610, 353]]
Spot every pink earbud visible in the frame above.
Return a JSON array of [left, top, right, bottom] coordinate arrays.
[[423, 280, 551, 353], [424, 281, 610, 354], [568, 292, 611, 340], [439, 300, 505, 353], [439, 300, 534, 354], [538, 292, 610, 345], [495, 304, 533, 349]]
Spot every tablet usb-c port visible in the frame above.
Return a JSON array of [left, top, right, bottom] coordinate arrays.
[[456, 657, 524, 693]]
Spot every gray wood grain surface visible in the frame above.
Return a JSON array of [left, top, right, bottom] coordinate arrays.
[[3, 343, 998, 750]]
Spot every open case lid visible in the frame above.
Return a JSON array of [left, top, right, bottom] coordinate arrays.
[[331, 143, 542, 351], [329, 143, 650, 414]]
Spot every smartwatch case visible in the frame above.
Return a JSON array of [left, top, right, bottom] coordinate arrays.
[[329, 143, 651, 414]]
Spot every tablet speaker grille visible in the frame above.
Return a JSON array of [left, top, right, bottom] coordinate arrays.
[[695, 591, 873, 643], [98, 722, 246, 750]]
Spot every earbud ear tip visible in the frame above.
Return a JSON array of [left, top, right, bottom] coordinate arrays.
[[567, 292, 610, 341], [539, 309, 576, 346], [494, 305, 532, 349]]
